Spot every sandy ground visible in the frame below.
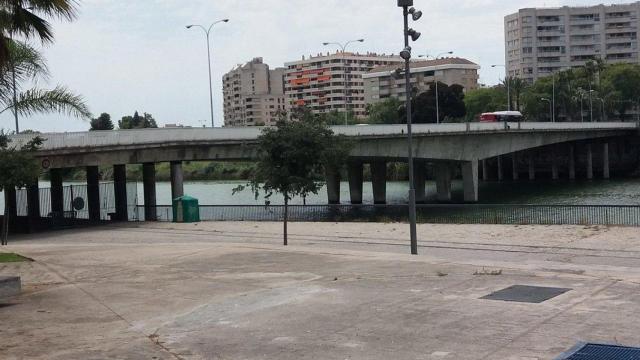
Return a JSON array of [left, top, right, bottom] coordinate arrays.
[[1, 222, 640, 359]]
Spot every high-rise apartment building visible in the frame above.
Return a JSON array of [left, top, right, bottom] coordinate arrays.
[[362, 57, 480, 105], [223, 58, 286, 127], [505, 2, 640, 83], [284, 52, 404, 119]]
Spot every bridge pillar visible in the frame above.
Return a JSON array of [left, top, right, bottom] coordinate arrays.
[[497, 156, 504, 182], [569, 145, 576, 180], [50, 169, 64, 218], [347, 161, 363, 205], [482, 160, 489, 181], [325, 166, 341, 205], [512, 153, 519, 180], [551, 153, 559, 181], [413, 160, 427, 203], [142, 163, 157, 221], [435, 163, 452, 202], [528, 155, 536, 181], [113, 165, 128, 222], [462, 160, 479, 203], [371, 161, 387, 205], [603, 143, 610, 179], [170, 161, 184, 200], [26, 179, 40, 233], [86, 166, 101, 222], [586, 144, 594, 180]]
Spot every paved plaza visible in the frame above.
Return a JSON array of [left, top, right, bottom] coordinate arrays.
[[1, 222, 640, 359]]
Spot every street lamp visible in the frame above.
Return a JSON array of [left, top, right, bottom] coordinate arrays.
[[323, 39, 365, 126], [398, 0, 422, 255], [186, 19, 229, 128], [419, 51, 453, 124], [541, 98, 552, 122], [492, 64, 511, 111]]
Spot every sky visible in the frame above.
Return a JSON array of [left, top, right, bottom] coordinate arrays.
[[0, 0, 635, 132]]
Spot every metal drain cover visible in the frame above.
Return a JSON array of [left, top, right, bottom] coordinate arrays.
[[557, 343, 640, 359], [481, 285, 571, 303]]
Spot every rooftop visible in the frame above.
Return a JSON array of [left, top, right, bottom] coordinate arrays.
[[365, 57, 480, 76]]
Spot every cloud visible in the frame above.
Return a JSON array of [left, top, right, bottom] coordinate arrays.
[[0, 0, 632, 132]]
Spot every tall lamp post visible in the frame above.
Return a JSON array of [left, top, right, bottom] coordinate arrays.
[[323, 39, 365, 126], [419, 51, 453, 124], [492, 64, 511, 111], [187, 19, 229, 128], [541, 98, 552, 122], [398, 0, 422, 255]]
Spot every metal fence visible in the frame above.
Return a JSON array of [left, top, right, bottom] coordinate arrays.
[[135, 204, 640, 226]]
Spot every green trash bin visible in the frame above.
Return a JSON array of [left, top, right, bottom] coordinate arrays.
[[173, 196, 200, 223]]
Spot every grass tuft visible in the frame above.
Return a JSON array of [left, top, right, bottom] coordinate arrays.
[[0, 253, 32, 263]]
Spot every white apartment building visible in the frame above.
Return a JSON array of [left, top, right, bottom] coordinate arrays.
[[505, 2, 640, 82]]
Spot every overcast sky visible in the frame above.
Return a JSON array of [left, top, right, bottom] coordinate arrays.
[[0, 0, 633, 132]]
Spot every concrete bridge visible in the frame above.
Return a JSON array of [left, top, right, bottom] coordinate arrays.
[[7, 122, 639, 224]]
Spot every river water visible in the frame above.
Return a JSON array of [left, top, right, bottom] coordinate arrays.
[[1, 179, 638, 215]]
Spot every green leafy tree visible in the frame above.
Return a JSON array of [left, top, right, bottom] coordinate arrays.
[[601, 63, 640, 121], [235, 111, 351, 246], [0, 131, 43, 245], [119, 111, 158, 129], [0, 40, 91, 122], [464, 87, 507, 121], [0, 0, 78, 69], [90, 112, 114, 131], [403, 82, 466, 123], [366, 97, 403, 124], [317, 110, 358, 125]]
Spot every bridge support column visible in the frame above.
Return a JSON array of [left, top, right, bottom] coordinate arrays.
[[413, 160, 427, 203], [462, 160, 479, 203], [325, 166, 341, 205], [482, 160, 489, 181], [435, 163, 452, 202], [551, 153, 559, 181], [569, 145, 576, 180], [497, 156, 504, 182], [143, 163, 157, 221], [371, 161, 387, 205], [512, 153, 519, 180], [50, 169, 64, 218], [113, 165, 128, 222], [586, 144, 594, 180], [170, 161, 184, 200], [347, 161, 363, 205], [528, 155, 536, 181], [87, 166, 101, 222], [603, 143, 610, 179], [26, 179, 40, 233]]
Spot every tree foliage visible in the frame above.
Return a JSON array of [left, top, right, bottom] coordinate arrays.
[[118, 111, 158, 129], [0, 130, 43, 245], [235, 110, 351, 245], [401, 82, 466, 123], [366, 97, 403, 124], [464, 87, 507, 120], [90, 113, 114, 131]]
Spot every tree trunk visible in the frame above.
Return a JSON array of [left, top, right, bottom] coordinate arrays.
[[283, 194, 288, 246], [2, 194, 10, 246]]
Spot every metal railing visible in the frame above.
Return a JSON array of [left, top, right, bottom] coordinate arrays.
[[135, 204, 640, 226]]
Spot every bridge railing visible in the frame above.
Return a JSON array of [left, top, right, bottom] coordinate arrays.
[[135, 204, 640, 227]]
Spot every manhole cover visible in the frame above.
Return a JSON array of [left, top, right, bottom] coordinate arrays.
[[557, 343, 640, 359], [481, 285, 571, 303]]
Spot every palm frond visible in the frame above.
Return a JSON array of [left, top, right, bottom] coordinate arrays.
[[2, 85, 92, 119]]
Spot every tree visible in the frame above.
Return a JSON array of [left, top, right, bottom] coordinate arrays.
[[235, 111, 350, 246], [0, 40, 91, 125], [119, 111, 158, 129], [601, 63, 640, 121], [366, 97, 403, 124], [317, 110, 358, 125], [90, 113, 114, 131], [0, 0, 78, 70], [0, 131, 43, 245], [464, 87, 507, 121], [403, 82, 466, 123]]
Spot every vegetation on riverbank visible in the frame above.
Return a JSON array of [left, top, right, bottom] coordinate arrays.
[[0, 253, 31, 263]]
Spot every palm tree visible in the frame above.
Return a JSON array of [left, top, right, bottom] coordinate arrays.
[[0, 0, 78, 69], [0, 39, 90, 123]]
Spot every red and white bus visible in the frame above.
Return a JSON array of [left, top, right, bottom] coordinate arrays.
[[480, 111, 523, 122]]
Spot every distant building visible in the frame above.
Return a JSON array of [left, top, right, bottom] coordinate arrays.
[[284, 52, 404, 119], [222, 58, 286, 127], [362, 57, 480, 105], [505, 2, 640, 83]]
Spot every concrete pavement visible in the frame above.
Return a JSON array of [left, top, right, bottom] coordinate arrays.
[[1, 222, 640, 359]]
